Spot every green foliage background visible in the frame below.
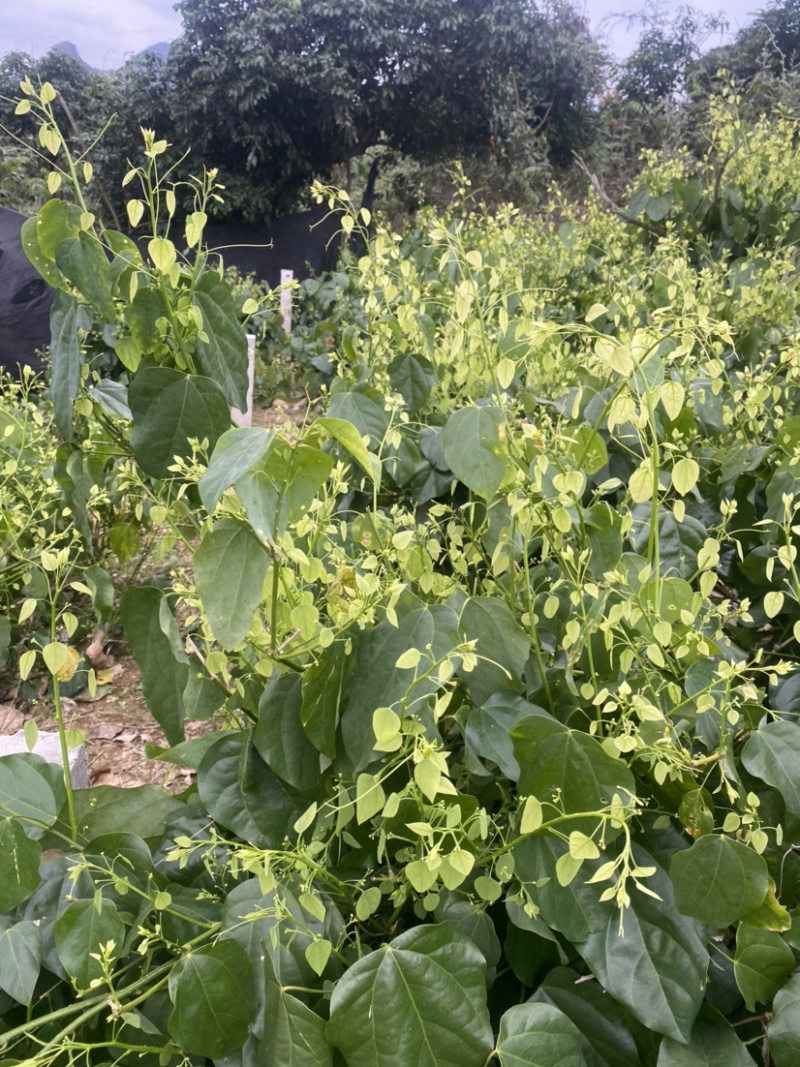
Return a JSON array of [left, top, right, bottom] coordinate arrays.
[[4, 11, 800, 1066]]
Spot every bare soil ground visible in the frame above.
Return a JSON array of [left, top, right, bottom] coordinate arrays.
[[2, 657, 211, 791]]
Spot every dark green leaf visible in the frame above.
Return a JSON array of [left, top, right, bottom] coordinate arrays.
[[54, 899, 125, 990], [255, 674, 322, 792], [35, 198, 82, 259], [194, 270, 250, 410], [741, 720, 800, 816], [442, 405, 506, 498], [168, 940, 256, 1059], [326, 385, 389, 451], [573, 844, 708, 1043], [434, 895, 502, 967], [88, 379, 132, 420], [733, 924, 794, 1010], [388, 352, 434, 413], [340, 604, 458, 770], [49, 290, 82, 441], [0, 754, 60, 837], [0, 819, 41, 911], [70, 785, 184, 841], [0, 921, 42, 1005], [300, 638, 358, 759], [458, 597, 530, 705], [194, 521, 270, 649], [236, 441, 334, 543], [769, 972, 800, 1066], [120, 586, 187, 746], [198, 733, 305, 848], [532, 966, 640, 1067], [21, 216, 66, 289], [55, 231, 115, 318], [669, 836, 769, 928], [263, 985, 333, 1066], [496, 1002, 585, 1067], [656, 1004, 754, 1066], [464, 693, 549, 780], [327, 923, 493, 1067], [514, 728, 636, 840], [125, 284, 169, 354], [129, 367, 231, 479], [198, 427, 275, 512]]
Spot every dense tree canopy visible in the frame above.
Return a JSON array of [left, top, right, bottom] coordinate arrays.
[[166, 0, 603, 217]]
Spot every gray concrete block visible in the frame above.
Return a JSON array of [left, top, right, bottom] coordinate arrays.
[[0, 730, 91, 788]]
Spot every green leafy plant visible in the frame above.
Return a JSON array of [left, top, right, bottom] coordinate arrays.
[[5, 77, 800, 1067]]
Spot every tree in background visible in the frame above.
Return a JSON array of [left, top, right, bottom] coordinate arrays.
[[166, 0, 604, 219]]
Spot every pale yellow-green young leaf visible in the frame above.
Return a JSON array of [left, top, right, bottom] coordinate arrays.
[[395, 647, 421, 669], [466, 249, 482, 269], [415, 759, 441, 802], [79, 211, 95, 231], [65, 728, 85, 748], [555, 851, 583, 887], [18, 598, 37, 623], [299, 892, 327, 923], [568, 831, 600, 861], [154, 891, 172, 911], [672, 457, 699, 496], [14, 99, 31, 114], [372, 706, 400, 745], [356, 773, 385, 824], [406, 859, 437, 893], [653, 620, 672, 646], [47, 171, 61, 194], [793, 620, 800, 644], [628, 462, 653, 503], [122, 168, 137, 187], [127, 199, 145, 228], [355, 887, 381, 921], [166, 189, 176, 217], [660, 381, 685, 421], [474, 876, 502, 902], [585, 303, 606, 323], [83, 161, 93, 184], [609, 344, 633, 377], [448, 848, 475, 878], [185, 210, 208, 249], [496, 357, 516, 389], [764, 591, 784, 619], [19, 650, 36, 680], [544, 595, 559, 619], [148, 237, 177, 273], [40, 82, 56, 104], [305, 939, 332, 977], [41, 641, 70, 676], [24, 719, 38, 752], [520, 795, 543, 834], [341, 215, 354, 235], [360, 206, 371, 226], [646, 643, 665, 668], [293, 801, 317, 835], [241, 298, 259, 315], [115, 337, 141, 373]]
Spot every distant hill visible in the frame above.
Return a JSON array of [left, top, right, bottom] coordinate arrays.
[[52, 40, 100, 75], [52, 39, 172, 73]]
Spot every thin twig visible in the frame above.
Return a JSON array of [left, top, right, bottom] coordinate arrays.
[[573, 154, 667, 238]]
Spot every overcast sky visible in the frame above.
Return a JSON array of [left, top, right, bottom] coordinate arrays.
[[0, 0, 768, 72]]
